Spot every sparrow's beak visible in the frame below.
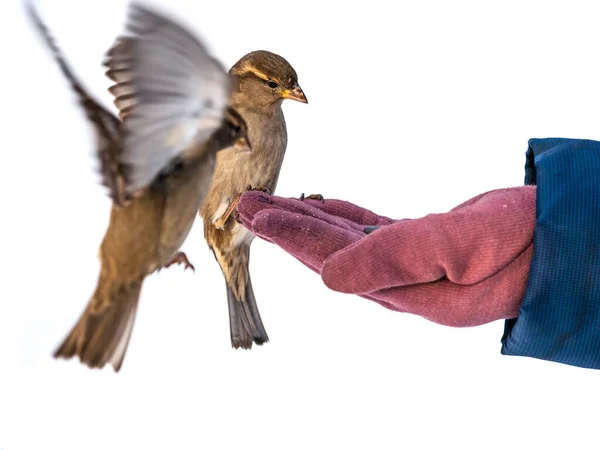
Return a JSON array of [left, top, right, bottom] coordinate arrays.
[[233, 136, 252, 153], [281, 84, 308, 104]]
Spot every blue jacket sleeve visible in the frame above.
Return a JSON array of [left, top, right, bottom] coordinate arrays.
[[501, 138, 600, 369]]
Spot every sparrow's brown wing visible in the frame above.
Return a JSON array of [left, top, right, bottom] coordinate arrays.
[[106, 2, 233, 196], [25, 2, 128, 205], [103, 37, 137, 121]]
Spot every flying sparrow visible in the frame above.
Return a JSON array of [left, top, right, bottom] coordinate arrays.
[[27, 1, 251, 371]]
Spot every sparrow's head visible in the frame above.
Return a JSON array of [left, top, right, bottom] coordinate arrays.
[[230, 50, 307, 107], [214, 106, 251, 153]]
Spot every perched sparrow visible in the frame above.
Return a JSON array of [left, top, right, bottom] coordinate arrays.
[[200, 50, 308, 349], [27, 2, 250, 371]]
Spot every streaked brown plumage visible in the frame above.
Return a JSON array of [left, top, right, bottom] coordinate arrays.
[[27, 2, 250, 371], [200, 50, 308, 349]]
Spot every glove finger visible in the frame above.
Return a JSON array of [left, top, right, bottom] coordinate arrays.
[[250, 209, 365, 272], [301, 198, 396, 227], [237, 191, 377, 234], [321, 222, 439, 294], [236, 191, 278, 231]]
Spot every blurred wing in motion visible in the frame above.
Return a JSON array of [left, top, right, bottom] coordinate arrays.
[[108, 2, 233, 195], [24, 1, 128, 205], [103, 36, 137, 121]]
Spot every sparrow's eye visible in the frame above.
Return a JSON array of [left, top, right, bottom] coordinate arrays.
[[227, 121, 241, 133], [266, 80, 278, 89]]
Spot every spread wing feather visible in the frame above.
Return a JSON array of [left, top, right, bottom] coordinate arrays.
[[107, 2, 232, 194]]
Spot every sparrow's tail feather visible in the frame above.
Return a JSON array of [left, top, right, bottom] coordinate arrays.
[[226, 274, 269, 349], [53, 274, 143, 372], [206, 224, 269, 349]]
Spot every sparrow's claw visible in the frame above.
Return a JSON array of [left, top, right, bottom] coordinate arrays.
[[158, 251, 195, 272], [299, 193, 325, 203], [246, 184, 271, 195]]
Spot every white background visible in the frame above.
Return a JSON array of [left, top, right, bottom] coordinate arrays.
[[1, 0, 600, 448]]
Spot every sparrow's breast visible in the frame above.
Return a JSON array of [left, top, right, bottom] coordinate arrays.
[[201, 106, 288, 228], [227, 108, 288, 194]]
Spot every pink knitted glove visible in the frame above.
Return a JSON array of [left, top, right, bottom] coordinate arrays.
[[236, 186, 537, 327]]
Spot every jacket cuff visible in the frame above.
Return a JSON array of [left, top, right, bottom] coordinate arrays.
[[501, 138, 600, 369]]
